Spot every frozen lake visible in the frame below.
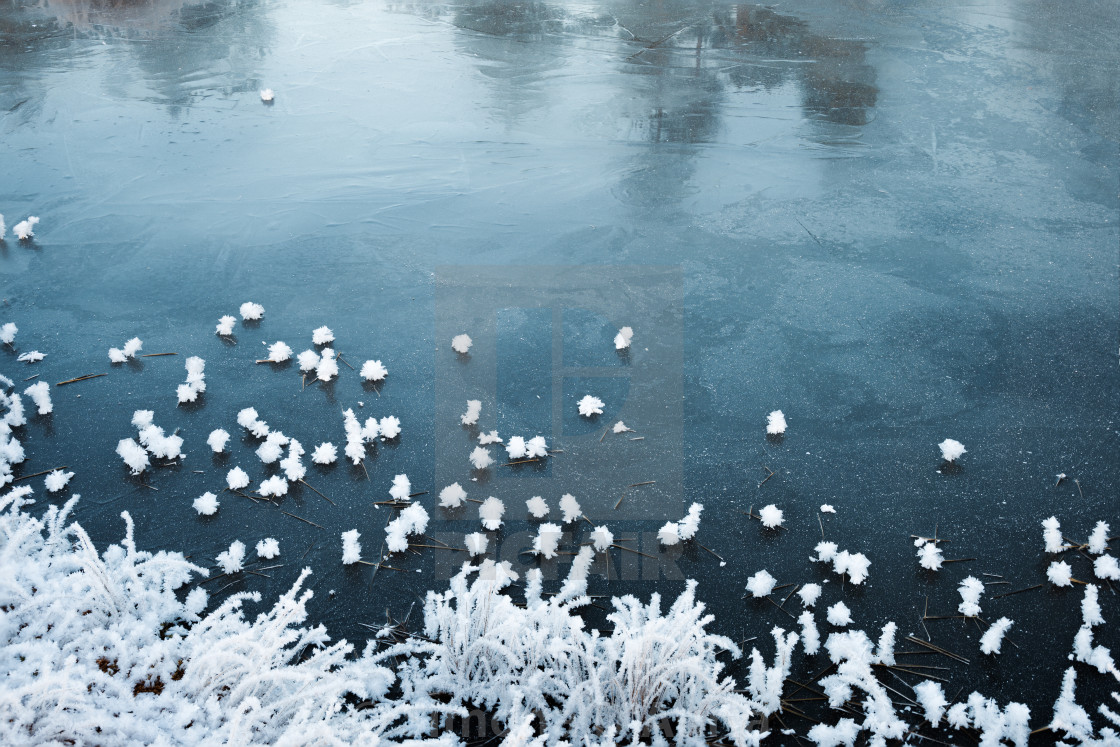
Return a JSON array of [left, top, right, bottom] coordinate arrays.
[[2, 0, 1118, 738]]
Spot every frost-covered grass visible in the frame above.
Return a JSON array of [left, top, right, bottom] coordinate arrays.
[[0, 489, 791, 745]]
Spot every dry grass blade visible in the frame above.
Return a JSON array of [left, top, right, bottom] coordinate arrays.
[[56, 373, 107, 386]]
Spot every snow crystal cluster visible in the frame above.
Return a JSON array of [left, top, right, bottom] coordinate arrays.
[[177, 356, 206, 404], [577, 394, 604, 417], [451, 334, 472, 354], [12, 215, 39, 240], [341, 529, 363, 564], [116, 409, 183, 474], [614, 325, 633, 350], [938, 437, 966, 462], [658, 502, 703, 546], [385, 503, 429, 553], [361, 359, 387, 382], [341, 408, 399, 465], [108, 336, 143, 363], [812, 541, 871, 585], [438, 482, 467, 508], [505, 434, 547, 460], [460, 399, 481, 426], [766, 409, 787, 435], [239, 301, 265, 321], [23, 381, 52, 415], [916, 538, 944, 570]]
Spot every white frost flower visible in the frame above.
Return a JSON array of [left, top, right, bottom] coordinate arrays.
[[239, 302, 265, 321], [469, 446, 494, 470], [745, 569, 777, 598], [532, 523, 563, 559], [678, 502, 703, 540], [259, 475, 288, 497], [917, 540, 943, 571], [980, 618, 1014, 655], [451, 334, 472, 354], [938, 438, 966, 462], [1080, 585, 1103, 627], [461, 400, 482, 426], [316, 348, 339, 382], [13, 216, 39, 240], [1087, 521, 1109, 555], [465, 532, 488, 556], [820, 504, 836, 513], [526, 496, 549, 518], [216, 315, 236, 336], [1043, 516, 1064, 554], [297, 350, 320, 372], [226, 466, 250, 491], [256, 433, 286, 464], [360, 359, 387, 382], [612, 421, 630, 433], [0, 322, 16, 345], [109, 337, 142, 363], [266, 341, 292, 362], [505, 436, 526, 459], [439, 482, 467, 508], [385, 504, 429, 553], [44, 469, 74, 493], [479, 430, 501, 444], [525, 436, 548, 458], [256, 538, 280, 559], [378, 416, 401, 440], [207, 429, 230, 453], [578, 395, 604, 417], [177, 383, 200, 404], [799, 583, 822, 607], [813, 541, 838, 563], [759, 504, 783, 529], [178, 356, 206, 404], [311, 442, 337, 464], [614, 326, 633, 350], [216, 540, 246, 574], [193, 492, 219, 516], [826, 601, 853, 627], [23, 382, 52, 415], [1047, 560, 1073, 587], [341, 530, 362, 564], [312, 326, 334, 345], [914, 680, 948, 726], [479, 497, 505, 530], [766, 410, 787, 435], [834, 551, 871, 585], [799, 611, 820, 655], [658, 522, 680, 546], [559, 493, 581, 524], [260, 88, 274, 102], [279, 440, 306, 482], [591, 525, 613, 551], [389, 473, 411, 502], [116, 438, 149, 474], [957, 576, 984, 617], [16, 351, 44, 363], [1094, 555, 1120, 581]]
